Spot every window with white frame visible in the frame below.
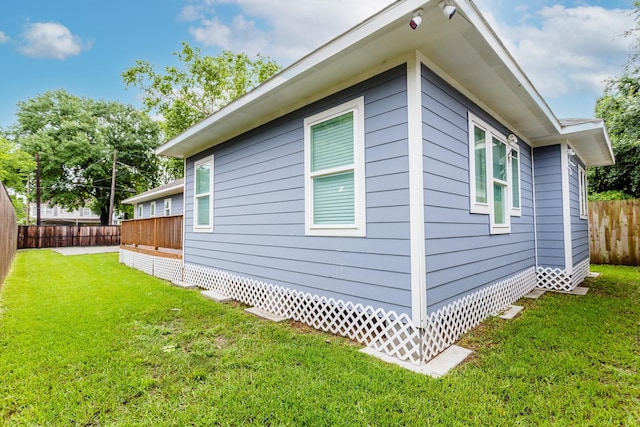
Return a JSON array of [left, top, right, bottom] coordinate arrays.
[[137, 204, 143, 219], [510, 145, 521, 214], [304, 97, 366, 236], [164, 198, 172, 216], [194, 155, 214, 232], [579, 165, 588, 219], [150, 201, 156, 217], [469, 113, 521, 234]]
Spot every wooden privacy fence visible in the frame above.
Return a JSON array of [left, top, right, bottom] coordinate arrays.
[[120, 215, 182, 258], [0, 183, 17, 287], [17, 225, 120, 249], [589, 199, 640, 266]]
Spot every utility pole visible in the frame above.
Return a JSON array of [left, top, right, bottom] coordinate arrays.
[[108, 149, 117, 226], [36, 152, 41, 227]]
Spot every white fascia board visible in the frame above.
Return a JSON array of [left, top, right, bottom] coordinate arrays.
[[156, 0, 426, 159], [121, 182, 184, 205]]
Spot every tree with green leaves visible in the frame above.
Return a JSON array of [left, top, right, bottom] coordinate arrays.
[[0, 136, 36, 224], [591, 75, 640, 198], [122, 42, 281, 178], [590, 3, 640, 199], [0, 136, 35, 194], [12, 89, 162, 225]]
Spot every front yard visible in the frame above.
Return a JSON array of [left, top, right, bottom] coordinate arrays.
[[1, 250, 638, 426]]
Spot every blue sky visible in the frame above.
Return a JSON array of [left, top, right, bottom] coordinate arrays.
[[0, 0, 636, 130]]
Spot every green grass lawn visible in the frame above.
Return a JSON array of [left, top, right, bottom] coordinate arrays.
[[1, 251, 638, 426]]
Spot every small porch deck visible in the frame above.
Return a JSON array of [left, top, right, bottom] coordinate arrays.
[[120, 215, 183, 259]]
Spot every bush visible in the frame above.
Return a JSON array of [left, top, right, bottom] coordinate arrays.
[[588, 190, 634, 201]]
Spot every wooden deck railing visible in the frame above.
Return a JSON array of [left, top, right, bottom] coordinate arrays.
[[120, 215, 183, 258]]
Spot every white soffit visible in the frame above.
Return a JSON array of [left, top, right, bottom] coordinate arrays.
[[157, 0, 610, 166]]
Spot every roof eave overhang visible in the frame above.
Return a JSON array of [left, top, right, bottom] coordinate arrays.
[[156, 0, 613, 168], [121, 183, 184, 205], [530, 121, 615, 167]]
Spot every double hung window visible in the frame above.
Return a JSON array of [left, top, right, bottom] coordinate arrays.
[[194, 155, 214, 232], [469, 114, 520, 234], [304, 97, 366, 236]]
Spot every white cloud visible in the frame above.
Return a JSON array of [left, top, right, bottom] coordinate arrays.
[[477, 2, 634, 102], [19, 22, 91, 59], [0, 31, 9, 44], [182, 0, 391, 63]]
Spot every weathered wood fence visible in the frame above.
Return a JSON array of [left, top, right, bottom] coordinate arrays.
[[0, 183, 17, 287], [589, 199, 640, 266], [17, 225, 120, 249]]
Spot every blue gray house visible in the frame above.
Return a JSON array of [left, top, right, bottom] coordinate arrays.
[[122, 178, 184, 219], [120, 0, 613, 366]]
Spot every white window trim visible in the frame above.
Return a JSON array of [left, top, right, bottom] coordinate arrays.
[[468, 113, 520, 235], [509, 143, 521, 217], [578, 165, 588, 220], [469, 118, 490, 215], [490, 136, 510, 235], [149, 201, 156, 218], [304, 97, 366, 237], [193, 155, 214, 232], [164, 198, 172, 216], [136, 204, 143, 219]]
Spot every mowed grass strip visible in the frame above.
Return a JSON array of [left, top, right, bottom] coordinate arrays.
[[0, 251, 638, 426]]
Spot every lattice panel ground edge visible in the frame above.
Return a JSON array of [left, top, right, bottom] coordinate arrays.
[[536, 258, 591, 291], [119, 249, 538, 365]]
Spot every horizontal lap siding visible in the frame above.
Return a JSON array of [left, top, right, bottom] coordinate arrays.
[[570, 157, 589, 264], [184, 66, 412, 314], [534, 145, 565, 268], [142, 193, 184, 218], [421, 65, 535, 312]]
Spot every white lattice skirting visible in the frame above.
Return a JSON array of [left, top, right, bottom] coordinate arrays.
[[119, 249, 183, 283], [536, 258, 590, 291], [120, 248, 538, 365]]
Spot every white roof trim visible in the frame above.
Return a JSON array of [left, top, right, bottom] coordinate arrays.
[[122, 179, 184, 205], [156, 0, 613, 167]]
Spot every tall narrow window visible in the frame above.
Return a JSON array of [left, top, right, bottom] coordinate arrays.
[[474, 126, 488, 205], [137, 204, 143, 219], [579, 165, 588, 219], [492, 137, 508, 229], [304, 97, 365, 236], [510, 148, 521, 212], [164, 198, 172, 216], [194, 155, 214, 232], [150, 201, 156, 217]]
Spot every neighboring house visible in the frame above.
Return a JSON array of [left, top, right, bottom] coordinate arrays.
[[28, 203, 100, 226], [121, 178, 184, 219], [120, 0, 613, 367]]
